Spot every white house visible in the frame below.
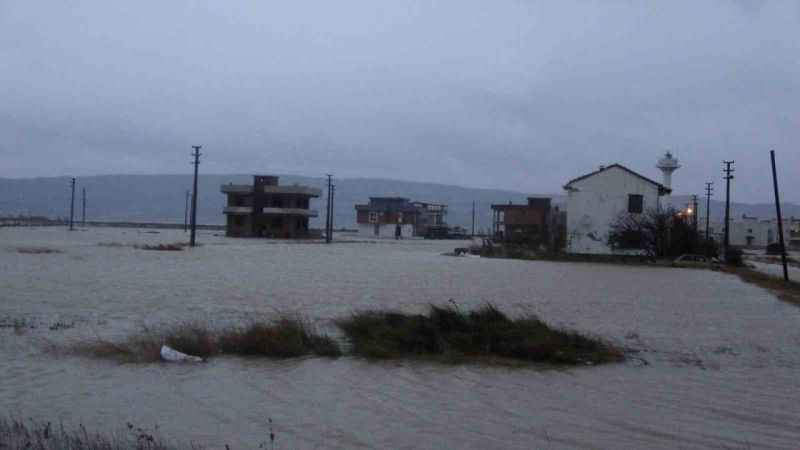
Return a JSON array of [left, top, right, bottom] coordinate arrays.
[[564, 164, 671, 254]]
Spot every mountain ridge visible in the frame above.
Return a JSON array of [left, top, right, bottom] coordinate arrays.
[[1, 174, 798, 230]]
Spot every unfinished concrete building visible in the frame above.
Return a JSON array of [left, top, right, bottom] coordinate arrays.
[[491, 197, 561, 247], [221, 175, 321, 238], [355, 197, 447, 238]]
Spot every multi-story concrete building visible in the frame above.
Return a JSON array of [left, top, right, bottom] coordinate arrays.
[[354, 197, 447, 238], [221, 175, 321, 238], [491, 197, 554, 245]]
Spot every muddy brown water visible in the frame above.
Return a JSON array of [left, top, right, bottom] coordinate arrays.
[[2, 227, 799, 448]]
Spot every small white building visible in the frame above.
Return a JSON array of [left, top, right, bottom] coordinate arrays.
[[564, 164, 671, 255], [729, 215, 792, 248]]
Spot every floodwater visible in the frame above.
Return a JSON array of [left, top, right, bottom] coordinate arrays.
[[2, 227, 800, 449]]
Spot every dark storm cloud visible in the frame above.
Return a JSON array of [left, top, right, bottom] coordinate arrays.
[[1, 0, 798, 202]]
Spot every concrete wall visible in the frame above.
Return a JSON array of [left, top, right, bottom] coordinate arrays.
[[358, 223, 415, 238], [566, 166, 662, 255]]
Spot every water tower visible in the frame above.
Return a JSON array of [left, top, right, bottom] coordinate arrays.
[[656, 151, 680, 191]]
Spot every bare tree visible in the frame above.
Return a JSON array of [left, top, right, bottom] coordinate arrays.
[[608, 207, 700, 258]]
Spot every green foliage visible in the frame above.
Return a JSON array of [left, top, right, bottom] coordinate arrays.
[[337, 304, 623, 365]]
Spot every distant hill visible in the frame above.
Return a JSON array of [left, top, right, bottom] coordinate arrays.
[[1, 175, 797, 230]]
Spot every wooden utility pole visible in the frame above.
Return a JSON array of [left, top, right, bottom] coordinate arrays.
[[325, 174, 333, 243], [69, 178, 76, 231], [190, 146, 201, 247], [331, 183, 336, 238], [81, 187, 86, 226], [770, 150, 789, 281], [704, 182, 713, 254], [722, 161, 735, 256], [471, 201, 476, 237], [184, 190, 190, 232]]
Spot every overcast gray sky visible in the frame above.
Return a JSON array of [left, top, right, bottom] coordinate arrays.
[[1, 0, 798, 202]]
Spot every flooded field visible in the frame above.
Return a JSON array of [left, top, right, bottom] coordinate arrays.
[[2, 227, 800, 449]]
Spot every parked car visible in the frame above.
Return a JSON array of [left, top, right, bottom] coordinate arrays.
[[672, 254, 720, 269]]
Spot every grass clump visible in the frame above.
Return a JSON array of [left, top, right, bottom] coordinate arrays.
[[219, 318, 341, 357], [70, 318, 340, 363], [0, 417, 180, 450], [337, 304, 623, 365], [16, 247, 63, 254], [133, 243, 187, 251]]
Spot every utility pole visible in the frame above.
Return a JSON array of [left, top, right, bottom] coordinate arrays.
[[770, 150, 789, 281], [69, 178, 76, 231], [325, 174, 333, 243], [704, 182, 713, 250], [184, 190, 190, 232], [81, 187, 86, 226], [190, 146, 201, 247], [471, 201, 476, 237], [331, 183, 336, 238], [722, 160, 735, 257]]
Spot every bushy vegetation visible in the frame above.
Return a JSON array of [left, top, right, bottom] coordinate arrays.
[[70, 318, 340, 362], [66, 306, 621, 366], [724, 247, 744, 266], [217, 319, 341, 357], [337, 304, 623, 365]]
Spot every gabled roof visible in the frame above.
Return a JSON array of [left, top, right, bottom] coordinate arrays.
[[563, 164, 671, 195]]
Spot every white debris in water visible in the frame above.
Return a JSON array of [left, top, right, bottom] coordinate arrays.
[[160, 345, 203, 363]]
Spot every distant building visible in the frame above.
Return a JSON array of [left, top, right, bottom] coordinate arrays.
[[564, 164, 671, 255], [729, 215, 793, 248], [491, 197, 556, 246], [221, 175, 321, 238], [354, 197, 447, 238]]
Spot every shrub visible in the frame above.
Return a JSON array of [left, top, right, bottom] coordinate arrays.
[[766, 243, 784, 255], [725, 248, 744, 266], [337, 304, 623, 365], [68, 318, 340, 362]]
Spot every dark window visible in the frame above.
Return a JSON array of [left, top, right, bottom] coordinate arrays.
[[628, 195, 644, 214]]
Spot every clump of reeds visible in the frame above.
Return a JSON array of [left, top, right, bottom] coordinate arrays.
[[97, 242, 127, 247], [0, 417, 178, 450], [218, 318, 341, 358], [69, 318, 340, 363], [16, 247, 63, 254], [133, 243, 187, 251], [337, 304, 623, 365]]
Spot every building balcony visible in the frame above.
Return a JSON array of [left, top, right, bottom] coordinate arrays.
[[223, 206, 253, 215], [262, 208, 319, 217], [221, 184, 253, 194], [262, 185, 322, 197], [223, 206, 318, 217], [221, 184, 321, 197]]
